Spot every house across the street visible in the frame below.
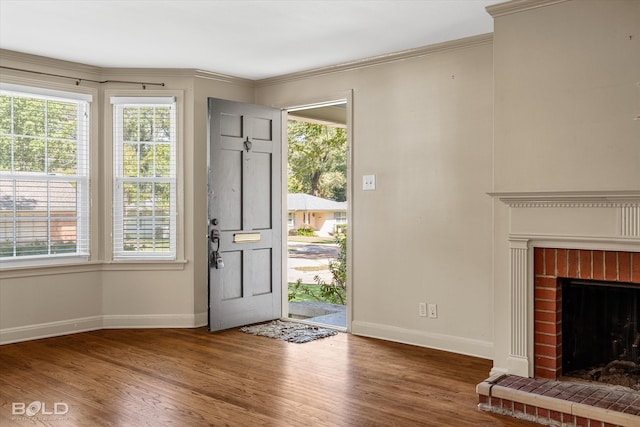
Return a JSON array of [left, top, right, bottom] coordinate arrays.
[[287, 193, 346, 237]]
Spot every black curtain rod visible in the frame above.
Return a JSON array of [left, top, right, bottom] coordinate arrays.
[[0, 66, 165, 89]]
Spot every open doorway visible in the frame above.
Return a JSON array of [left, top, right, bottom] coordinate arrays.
[[285, 102, 348, 330]]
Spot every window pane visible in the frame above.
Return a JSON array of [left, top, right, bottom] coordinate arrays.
[[0, 95, 11, 134], [50, 218, 77, 254], [122, 108, 139, 142], [0, 136, 11, 170], [155, 144, 170, 177], [14, 137, 45, 172], [13, 97, 45, 137], [154, 107, 171, 142], [48, 139, 77, 174], [155, 183, 170, 216], [139, 143, 154, 177], [16, 180, 47, 217], [47, 101, 77, 139], [123, 143, 139, 177], [139, 107, 154, 142], [50, 180, 77, 214], [15, 219, 49, 256]]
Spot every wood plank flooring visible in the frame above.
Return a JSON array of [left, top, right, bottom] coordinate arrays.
[[0, 327, 537, 426]]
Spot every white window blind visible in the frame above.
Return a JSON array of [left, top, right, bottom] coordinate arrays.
[[112, 97, 176, 260], [0, 85, 91, 265]]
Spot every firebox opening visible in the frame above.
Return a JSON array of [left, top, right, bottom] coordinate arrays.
[[562, 278, 640, 391]]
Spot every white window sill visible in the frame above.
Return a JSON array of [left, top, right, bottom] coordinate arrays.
[[0, 259, 188, 279]]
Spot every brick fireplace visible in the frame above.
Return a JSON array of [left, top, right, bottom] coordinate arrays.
[[478, 191, 640, 426], [533, 248, 640, 380]]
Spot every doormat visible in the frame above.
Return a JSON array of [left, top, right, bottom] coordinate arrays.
[[240, 320, 338, 343]]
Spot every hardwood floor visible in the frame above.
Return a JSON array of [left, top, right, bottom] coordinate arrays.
[[0, 327, 537, 426]]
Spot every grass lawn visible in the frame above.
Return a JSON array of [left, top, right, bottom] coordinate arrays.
[[288, 282, 324, 302]]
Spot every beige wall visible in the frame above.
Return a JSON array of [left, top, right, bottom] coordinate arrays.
[[490, 0, 640, 373], [257, 36, 495, 357]]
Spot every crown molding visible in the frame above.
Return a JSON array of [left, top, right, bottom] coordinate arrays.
[[0, 49, 252, 88], [255, 33, 493, 87], [488, 190, 640, 208], [193, 69, 254, 86], [0, 49, 102, 80], [486, 0, 571, 18]]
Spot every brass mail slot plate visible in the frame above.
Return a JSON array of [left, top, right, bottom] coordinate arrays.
[[233, 232, 261, 243]]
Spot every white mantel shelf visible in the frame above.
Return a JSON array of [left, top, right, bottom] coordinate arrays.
[[488, 191, 640, 208]]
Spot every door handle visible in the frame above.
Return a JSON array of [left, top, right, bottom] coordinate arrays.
[[210, 229, 220, 250], [209, 229, 223, 269]]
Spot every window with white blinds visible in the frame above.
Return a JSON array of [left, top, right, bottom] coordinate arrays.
[[0, 84, 91, 265], [112, 97, 176, 260]]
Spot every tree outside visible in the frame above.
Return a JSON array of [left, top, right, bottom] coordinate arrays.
[[287, 120, 347, 202]]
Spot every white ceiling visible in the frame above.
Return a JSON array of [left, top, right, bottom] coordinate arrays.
[[0, 0, 504, 80]]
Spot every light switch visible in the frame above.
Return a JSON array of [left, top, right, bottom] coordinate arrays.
[[362, 174, 376, 190]]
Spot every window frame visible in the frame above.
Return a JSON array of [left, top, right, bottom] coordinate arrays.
[[111, 96, 178, 261], [0, 82, 92, 268]]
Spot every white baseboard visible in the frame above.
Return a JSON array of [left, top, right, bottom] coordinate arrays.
[[102, 314, 200, 329], [351, 320, 493, 360], [194, 311, 208, 328], [1, 314, 207, 345], [0, 316, 103, 345]]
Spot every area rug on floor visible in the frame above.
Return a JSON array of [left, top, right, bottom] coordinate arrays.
[[240, 320, 338, 343]]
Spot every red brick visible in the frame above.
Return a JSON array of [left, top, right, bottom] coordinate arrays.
[[579, 250, 592, 279], [550, 410, 562, 422], [537, 407, 550, 418], [535, 321, 559, 335], [534, 310, 557, 323], [535, 276, 558, 289], [632, 252, 640, 283], [592, 250, 605, 280], [545, 248, 556, 277], [535, 355, 559, 369], [478, 395, 489, 404], [525, 404, 536, 416], [535, 343, 559, 358], [534, 247, 545, 275], [491, 396, 501, 407], [514, 401, 524, 413], [535, 366, 556, 379], [535, 332, 558, 346], [605, 251, 618, 281], [568, 250, 579, 278], [556, 249, 568, 277], [575, 416, 590, 427], [619, 252, 631, 282], [535, 299, 558, 312], [535, 287, 557, 300]]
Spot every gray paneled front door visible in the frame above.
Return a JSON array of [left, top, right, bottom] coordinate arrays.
[[208, 98, 282, 332]]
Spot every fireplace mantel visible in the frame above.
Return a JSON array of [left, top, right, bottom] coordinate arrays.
[[489, 190, 640, 207], [491, 190, 640, 377]]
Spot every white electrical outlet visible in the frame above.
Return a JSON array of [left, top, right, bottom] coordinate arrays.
[[418, 302, 427, 317], [362, 174, 376, 190], [428, 303, 438, 319]]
